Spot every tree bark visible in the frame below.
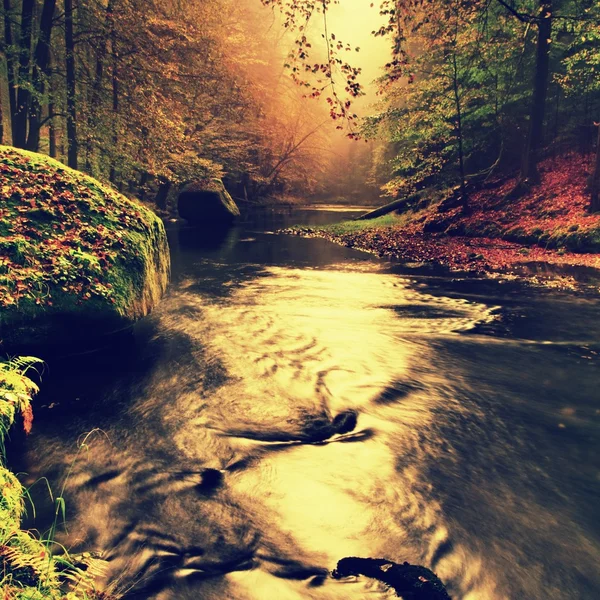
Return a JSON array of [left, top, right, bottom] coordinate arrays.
[[520, 0, 552, 183], [109, 24, 119, 183], [48, 93, 57, 157], [64, 0, 78, 168], [13, 0, 35, 148], [155, 180, 172, 211], [85, 0, 114, 171], [355, 197, 410, 221], [590, 124, 600, 213], [452, 50, 467, 207], [0, 86, 4, 143], [3, 0, 17, 141], [26, 0, 57, 151], [138, 171, 149, 201]]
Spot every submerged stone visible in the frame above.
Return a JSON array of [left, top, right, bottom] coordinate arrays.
[[332, 409, 358, 434]]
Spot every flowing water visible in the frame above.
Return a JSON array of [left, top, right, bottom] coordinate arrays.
[[10, 206, 600, 599]]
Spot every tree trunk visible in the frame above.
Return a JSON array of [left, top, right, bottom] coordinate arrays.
[[0, 87, 4, 143], [139, 171, 149, 201], [520, 0, 552, 183], [590, 124, 600, 213], [109, 26, 119, 183], [85, 0, 114, 171], [64, 0, 78, 168], [48, 94, 57, 157], [3, 0, 17, 141], [355, 197, 410, 221], [27, 0, 57, 151], [155, 180, 172, 211], [13, 0, 35, 148], [452, 50, 468, 207], [46, 50, 57, 157]]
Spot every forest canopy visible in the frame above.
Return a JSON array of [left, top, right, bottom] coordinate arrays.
[[1, 0, 599, 209]]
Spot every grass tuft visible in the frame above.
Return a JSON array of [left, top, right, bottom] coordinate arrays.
[[0, 357, 111, 599]]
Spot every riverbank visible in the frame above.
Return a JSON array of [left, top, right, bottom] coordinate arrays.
[[0, 146, 167, 595], [285, 154, 600, 290], [0, 357, 109, 599]]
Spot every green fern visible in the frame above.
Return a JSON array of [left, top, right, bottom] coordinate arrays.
[[0, 356, 44, 446], [0, 357, 113, 599]]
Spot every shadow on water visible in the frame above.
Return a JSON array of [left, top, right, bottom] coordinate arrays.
[[8, 206, 600, 599]]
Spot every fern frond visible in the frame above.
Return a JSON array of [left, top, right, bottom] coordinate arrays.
[[2, 356, 45, 377], [0, 537, 59, 589]]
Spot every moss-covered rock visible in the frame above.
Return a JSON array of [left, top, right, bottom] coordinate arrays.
[[0, 146, 170, 350], [178, 178, 241, 225]]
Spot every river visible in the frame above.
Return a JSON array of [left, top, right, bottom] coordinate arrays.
[[11, 206, 600, 599]]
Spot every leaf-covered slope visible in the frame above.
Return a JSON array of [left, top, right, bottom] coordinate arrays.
[[287, 154, 600, 285], [0, 146, 170, 347]]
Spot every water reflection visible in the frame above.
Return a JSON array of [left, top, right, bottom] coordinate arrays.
[[11, 207, 600, 600]]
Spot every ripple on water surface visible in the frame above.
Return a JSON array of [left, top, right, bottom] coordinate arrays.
[[17, 261, 600, 600]]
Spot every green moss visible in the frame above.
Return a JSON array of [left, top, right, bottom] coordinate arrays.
[[296, 213, 404, 237], [558, 226, 600, 252], [210, 178, 241, 217], [0, 146, 170, 348], [537, 232, 551, 245]]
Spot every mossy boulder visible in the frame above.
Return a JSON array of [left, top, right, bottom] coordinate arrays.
[[0, 146, 170, 350], [178, 178, 240, 225]]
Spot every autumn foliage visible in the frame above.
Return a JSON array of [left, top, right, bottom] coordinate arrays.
[[291, 154, 600, 276]]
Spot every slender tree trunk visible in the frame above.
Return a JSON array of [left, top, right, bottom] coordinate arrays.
[[86, 0, 114, 172], [3, 0, 17, 141], [64, 0, 78, 168], [520, 0, 552, 183], [590, 124, 600, 213], [0, 88, 4, 143], [139, 171, 149, 201], [13, 0, 35, 148], [46, 50, 57, 157], [109, 31, 119, 183], [155, 180, 172, 211], [26, 0, 57, 151], [452, 50, 467, 206], [553, 85, 560, 148], [48, 94, 56, 157]]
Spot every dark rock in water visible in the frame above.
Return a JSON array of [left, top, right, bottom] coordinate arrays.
[[301, 409, 358, 442], [332, 557, 451, 599], [332, 410, 358, 434], [178, 179, 241, 225], [302, 415, 335, 442], [196, 468, 224, 494]]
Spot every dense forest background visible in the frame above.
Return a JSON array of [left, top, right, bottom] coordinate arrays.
[[0, 0, 599, 209]]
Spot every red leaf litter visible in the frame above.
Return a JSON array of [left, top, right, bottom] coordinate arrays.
[[292, 154, 600, 289]]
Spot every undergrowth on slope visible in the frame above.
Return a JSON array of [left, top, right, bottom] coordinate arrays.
[[288, 154, 600, 278], [0, 357, 111, 599]]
